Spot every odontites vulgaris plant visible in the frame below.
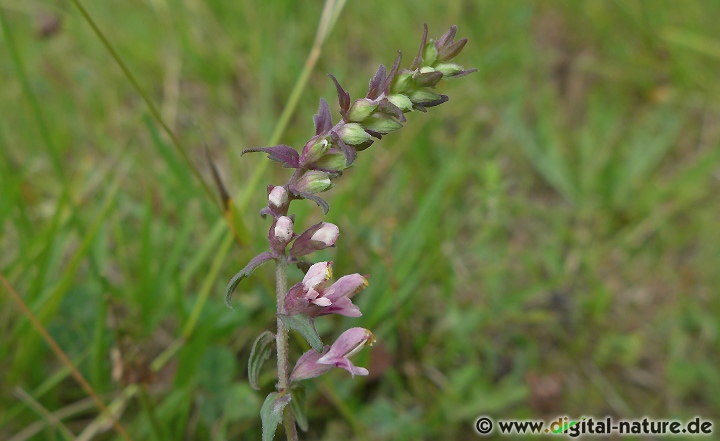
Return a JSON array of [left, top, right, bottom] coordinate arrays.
[[225, 24, 475, 441]]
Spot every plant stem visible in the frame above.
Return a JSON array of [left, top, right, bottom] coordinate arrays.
[[275, 257, 298, 441]]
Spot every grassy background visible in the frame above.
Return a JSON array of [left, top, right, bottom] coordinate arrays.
[[2, 0, 720, 440]]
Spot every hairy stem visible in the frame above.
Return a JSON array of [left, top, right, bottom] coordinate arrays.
[[275, 257, 298, 440]]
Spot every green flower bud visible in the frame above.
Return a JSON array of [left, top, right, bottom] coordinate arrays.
[[294, 170, 332, 194], [434, 63, 464, 77], [387, 94, 413, 112], [419, 66, 435, 74], [301, 138, 329, 164], [347, 98, 378, 122], [407, 89, 444, 105], [362, 113, 403, 134], [423, 41, 438, 66], [391, 71, 413, 94], [314, 151, 349, 172], [336, 123, 372, 146]]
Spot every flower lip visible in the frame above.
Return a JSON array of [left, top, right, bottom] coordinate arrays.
[[317, 327, 374, 365], [302, 261, 333, 291]]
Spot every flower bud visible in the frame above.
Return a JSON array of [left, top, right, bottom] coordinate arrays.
[[362, 113, 403, 134], [294, 170, 332, 194], [347, 98, 378, 122], [407, 89, 445, 106], [313, 150, 349, 172], [434, 62, 464, 77], [386, 94, 413, 112], [268, 185, 288, 208], [423, 42, 438, 66], [336, 123, 372, 146], [270, 216, 294, 253], [273, 216, 294, 244], [390, 71, 413, 94], [301, 137, 330, 164]]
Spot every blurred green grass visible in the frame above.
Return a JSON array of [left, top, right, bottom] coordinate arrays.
[[2, 0, 720, 440]]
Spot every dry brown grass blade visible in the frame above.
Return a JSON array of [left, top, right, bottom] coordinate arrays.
[[0, 275, 134, 441]]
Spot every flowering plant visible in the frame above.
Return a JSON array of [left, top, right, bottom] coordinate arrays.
[[225, 24, 475, 441]]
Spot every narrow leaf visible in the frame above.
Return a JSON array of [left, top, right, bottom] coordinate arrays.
[[248, 331, 276, 391], [261, 392, 291, 441], [367, 64, 387, 99], [313, 98, 332, 135], [410, 24, 429, 70], [383, 52, 402, 94], [290, 386, 309, 432], [328, 74, 351, 118], [279, 313, 323, 352], [242, 145, 300, 168], [225, 252, 274, 308]]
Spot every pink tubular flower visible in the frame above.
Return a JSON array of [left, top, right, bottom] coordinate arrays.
[[290, 327, 375, 382], [284, 262, 367, 317], [289, 222, 339, 257]]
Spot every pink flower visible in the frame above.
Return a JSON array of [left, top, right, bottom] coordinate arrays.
[[284, 262, 367, 317], [290, 328, 375, 382], [289, 222, 339, 257]]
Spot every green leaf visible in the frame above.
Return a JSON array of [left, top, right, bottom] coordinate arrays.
[[225, 251, 274, 308], [279, 313, 323, 352], [290, 385, 309, 432], [249, 331, 276, 391], [261, 392, 291, 441]]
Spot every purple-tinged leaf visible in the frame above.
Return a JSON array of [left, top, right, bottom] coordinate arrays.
[[364, 129, 384, 140], [410, 24, 429, 70], [354, 138, 375, 151], [438, 38, 468, 62], [436, 25, 458, 48], [328, 74, 350, 120], [242, 145, 300, 168], [367, 64, 387, 100], [291, 191, 330, 214], [383, 52, 402, 94], [225, 251, 274, 308], [446, 67, 478, 79], [377, 99, 406, 122], [413, 70, 444, 88], [331, 131, 357, 167], [313, 98, 332, 136]]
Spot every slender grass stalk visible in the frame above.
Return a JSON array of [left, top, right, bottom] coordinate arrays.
[[12, 387, 76, 441], [0, 8, 63, 178], [68, 0, 218, 209], [0, 275, 134, 441], [138, 385, 168, 441]]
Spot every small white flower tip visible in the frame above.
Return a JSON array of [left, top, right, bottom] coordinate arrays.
[[268, 186, 288, 208], [274, 216, 294, 243], [310, 223, 340, 246]]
